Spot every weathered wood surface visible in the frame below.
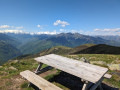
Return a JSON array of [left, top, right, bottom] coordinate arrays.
[[104, 74, 112, 79], [35, 54, 108, 83], [20, 70, 62, 90]]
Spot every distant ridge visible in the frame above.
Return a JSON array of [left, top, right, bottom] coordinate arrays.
[[73, 44, 120, 54], [69, 44, 95, 54]]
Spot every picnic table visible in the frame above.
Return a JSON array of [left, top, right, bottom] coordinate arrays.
[[20, 54, 111, 90]]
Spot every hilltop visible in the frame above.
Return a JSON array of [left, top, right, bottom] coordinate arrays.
[[40, 46, 72, 56], [69, 44, 95, 54], [73, 44, 120, 54], [37, 44, 95, 56]]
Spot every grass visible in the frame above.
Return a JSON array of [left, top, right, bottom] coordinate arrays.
[[20, 82, 34, 90], [0, 53, 120, 89], [20, 82, 28, 88], [52, 82, 69, 90], [5, 81, 13, 86], [68, 54, 120, 88], [1, 58, 39, 79], [68, 54, 120, 64], [44, 70, 61, 80]]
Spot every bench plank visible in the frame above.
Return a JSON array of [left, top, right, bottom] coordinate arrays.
[[20, 70, 62, 90], [104, 74, 112, 79], [35, 54, 108, 83]]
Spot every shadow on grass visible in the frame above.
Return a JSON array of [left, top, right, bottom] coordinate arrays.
[[47, 71, 119, 90], [30, 71, 119, 90]]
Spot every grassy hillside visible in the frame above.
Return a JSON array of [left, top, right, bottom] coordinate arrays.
[[40, 46, 72, 56], [0, 49, 120, 89], [73, 44, 120, 54], [69, 44, 95, 54], [35, 44, 94, 56]]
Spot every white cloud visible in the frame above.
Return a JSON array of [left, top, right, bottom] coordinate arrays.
[[0, 25, 10, 29], [94, 28, 120, 32], [0, 25, 24, 30], [37, 24, 43, 29], [36, 30, 57, 35], [71, 30, 78, 33], [54, 20, 70, 27], [0, 29, 27, 34], [0, 29, 57, 35], [60, 29, 65, 31], [37, 25, 41, 28]]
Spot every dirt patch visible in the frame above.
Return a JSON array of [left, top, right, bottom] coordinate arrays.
[[0, 69, 58, 90]]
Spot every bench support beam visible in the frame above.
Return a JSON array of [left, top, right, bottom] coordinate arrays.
[[35, 62, 43, 73], [89, 77, 104, 90], [36, 66, 53, 74]]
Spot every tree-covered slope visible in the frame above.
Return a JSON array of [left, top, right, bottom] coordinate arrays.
[[0, 33, 20, 47], [0, 41, 22, 65]]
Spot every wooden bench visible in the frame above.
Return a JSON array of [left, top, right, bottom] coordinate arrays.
[[20, 70, 62, 90], [20, 54, 111, 90]]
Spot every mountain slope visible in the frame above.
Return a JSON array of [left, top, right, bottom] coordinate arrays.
[[96, 35, 120, 42], [73, 44, 120, 54], [0, 33, 20, 47], [69, 44, 95, 54], [0, 41, 22, 65]]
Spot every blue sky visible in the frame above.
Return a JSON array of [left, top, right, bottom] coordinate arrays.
[[0, 0, 120, 35]]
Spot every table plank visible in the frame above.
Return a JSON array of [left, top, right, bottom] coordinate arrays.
[[35, 54, 108, 83]]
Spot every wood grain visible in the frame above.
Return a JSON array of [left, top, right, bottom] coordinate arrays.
[[35, 54, 108, 83], [20, 70, 62, 90]]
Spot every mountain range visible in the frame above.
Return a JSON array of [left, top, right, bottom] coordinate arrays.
[[1, 32, 120, 64], [17, 33, 120, 54]]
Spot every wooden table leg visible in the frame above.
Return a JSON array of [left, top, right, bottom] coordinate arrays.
[[28, 62, 43, 88], [89, 77, 104, 90], [82, 81, 89, 90], [35, 62, 43, 74], [99, 84, 103, 90]]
